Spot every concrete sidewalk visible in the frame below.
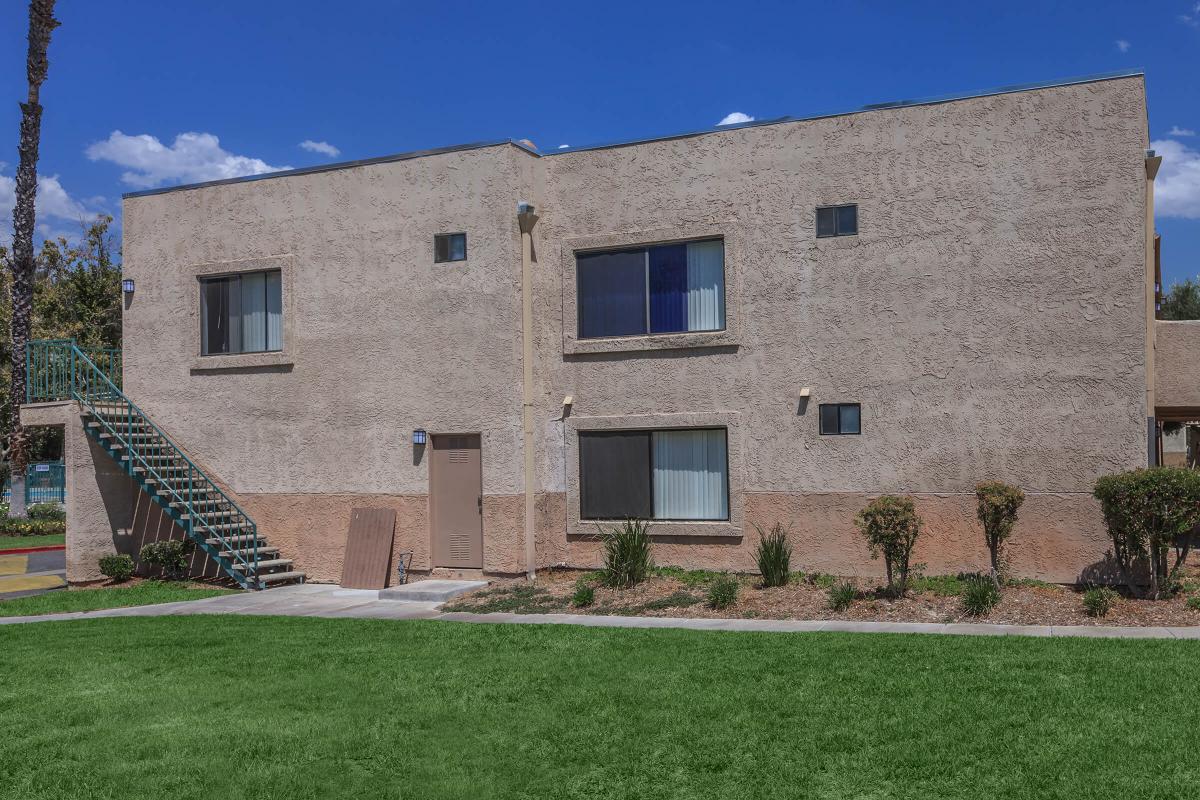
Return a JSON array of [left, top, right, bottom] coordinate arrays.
[[2, 582, 1199, 639]]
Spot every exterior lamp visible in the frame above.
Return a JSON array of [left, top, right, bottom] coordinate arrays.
[[412, 429, 427, 446], [121, 278, 135, 294]]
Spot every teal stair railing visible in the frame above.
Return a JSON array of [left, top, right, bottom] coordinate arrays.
[[26, 339, 269, 590]]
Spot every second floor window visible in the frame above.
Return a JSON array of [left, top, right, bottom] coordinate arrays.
[[576, 238, 725, 339], [201, 270, 282, 355]]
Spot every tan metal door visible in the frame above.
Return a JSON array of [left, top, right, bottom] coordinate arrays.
[[430, 434, 483, 568]]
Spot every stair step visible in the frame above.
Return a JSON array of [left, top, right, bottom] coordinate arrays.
[[220, 546, 279, 559], [199, 522, 254, 532], [181, 509, 241, 521], [259, 571, 305, 585], [232, 558, 292, 571], [206, 534, 261, 546]]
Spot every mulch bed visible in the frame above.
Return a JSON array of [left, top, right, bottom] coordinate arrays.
[[445, 568, 1200, 627]]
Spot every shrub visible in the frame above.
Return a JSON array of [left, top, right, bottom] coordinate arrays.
[[961, 576, 1000, 617], [571, 580, 595, 608], [1094, 467, 1200, 599], [98, 553, 134, 582], [707, 576, 740, 609], [1083, 586, 1118, 618], [1187, 596, 1200, 612], [27, 503, 65, 521], [0, 517, 65, 536], [139, 539, 194, 580], [600, 519, 653, 589], [828, 581, 856, 611], [854, 495, 922, 595], [753, 522, 793, 588], [975, 481, 1024, 589]]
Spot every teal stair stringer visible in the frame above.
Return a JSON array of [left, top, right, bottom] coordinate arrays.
[[64, 348, 304, 590]]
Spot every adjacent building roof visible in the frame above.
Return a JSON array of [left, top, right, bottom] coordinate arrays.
[[123, 69, 1144, 200]]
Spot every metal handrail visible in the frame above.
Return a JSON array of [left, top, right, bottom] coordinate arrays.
[[26, 339, 259, 585]]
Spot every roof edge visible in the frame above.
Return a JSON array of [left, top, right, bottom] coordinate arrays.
[[123, 69, 1144, 200]]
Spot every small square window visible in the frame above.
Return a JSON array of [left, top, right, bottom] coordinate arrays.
[[819, 403, 861, 435], [816, 205, 858, 238], [435, 233, 467, 262]]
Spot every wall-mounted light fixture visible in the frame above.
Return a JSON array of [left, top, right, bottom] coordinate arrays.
[[799, 387, 811, 399], [121, 278, 135, 294], [412, 429, 427, 446]]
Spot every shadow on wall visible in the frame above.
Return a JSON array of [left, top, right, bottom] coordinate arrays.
[[114, 489, 222, 580]]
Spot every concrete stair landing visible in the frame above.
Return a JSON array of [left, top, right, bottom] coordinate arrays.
[[378, 580, 488, 603]]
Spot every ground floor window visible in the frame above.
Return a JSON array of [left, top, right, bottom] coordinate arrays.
[[579, 428, 729, 521]]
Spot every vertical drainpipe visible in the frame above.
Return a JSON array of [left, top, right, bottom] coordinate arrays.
[[1145, 151, 1162, 466], [518, 202, 540, 580]]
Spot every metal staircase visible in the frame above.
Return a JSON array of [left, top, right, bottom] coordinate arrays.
[[27, 339, 303, 590]]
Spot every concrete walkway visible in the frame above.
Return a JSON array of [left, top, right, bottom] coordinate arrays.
[[2, 583, 1200, 639]]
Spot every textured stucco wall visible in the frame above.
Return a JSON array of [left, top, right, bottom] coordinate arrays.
[[1154, 321, 1200, 409], [113, 75, 1150, 582]]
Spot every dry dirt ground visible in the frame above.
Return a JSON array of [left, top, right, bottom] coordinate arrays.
[[444, 567, 1200, 627]]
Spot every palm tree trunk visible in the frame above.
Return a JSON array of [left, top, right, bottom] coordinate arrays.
[[8, 0, 60, 518]]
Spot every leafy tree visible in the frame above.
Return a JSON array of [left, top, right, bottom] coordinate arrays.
[[1159, 278, 1200, 321], [975, 481, 1025, 590], [8, 0, 61, 517], [854, 495, 922, 595]]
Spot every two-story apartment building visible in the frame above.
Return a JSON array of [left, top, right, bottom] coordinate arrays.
[[28, 70, 1193, 587]]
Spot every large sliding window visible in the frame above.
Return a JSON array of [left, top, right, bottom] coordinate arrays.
[[579, 428, 729, 521], [577, 239, 725, 339], [201, 270, 283, 355]]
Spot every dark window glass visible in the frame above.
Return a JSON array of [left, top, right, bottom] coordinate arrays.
[[816, 204, 858, 237], [819, 403, 862, 435], [200, 270, 282, 356], [836, 205, 858, 235], [202, 278, 230, 355], [576, 239, 725, 339], [816, 207, 837, 238], [577, 249, 649, 338], [435, 233, 467, 262], [579, 432, 652, 520]]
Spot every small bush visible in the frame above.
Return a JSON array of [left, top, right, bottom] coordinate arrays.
[[975, 481, 1025, 589], [1187, 596, 1200, 612], [139, 539, 194, 580], [571, 580, 595, 608], [1094, 467, 1200, 599], [855, 496, 922, 595], [600, 519, 653, 589], [828, 581, 856, 612], [753, 522, 793, 588], [1083, 586, 1118, 618], [805, 572, 836, 589], [909, 574, 967, 597], [961, 576, 1000, 617], [0, 517, 65, 536], [98, 553, 134, 582], [707, 576, 740, 609], [27, 503, 65, 522]]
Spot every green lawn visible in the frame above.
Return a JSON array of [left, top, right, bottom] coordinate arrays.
[[0, 580, 232, 617], [2, 618, 1198, 799], [0, 532, 64, 550]]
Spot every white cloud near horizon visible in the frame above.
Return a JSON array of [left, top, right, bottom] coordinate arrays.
[[0, 163, 102, 246], [1152, 137, 1200, 219], [86, 131, 291, 188], [1169, 126, 1196, 137], [717, 111, 755, 126], [299, 139, 340, 157], [1115, 39, 1131, 52]]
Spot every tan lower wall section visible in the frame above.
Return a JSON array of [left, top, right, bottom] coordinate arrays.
[[535, 491, 1110, 584]]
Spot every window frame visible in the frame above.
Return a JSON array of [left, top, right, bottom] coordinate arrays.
[[818, 403, 862, 436], [815, 204, 858, 238], [574, 236, 727, 341], [198, 268, 283, 357], [434, 232, 467, 263], [577, 426, 731, 523]]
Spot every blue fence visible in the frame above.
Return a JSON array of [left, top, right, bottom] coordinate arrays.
[[3, 462, 66, 506]]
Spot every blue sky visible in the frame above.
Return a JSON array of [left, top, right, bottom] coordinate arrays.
[[2, 0, 1199, 282]]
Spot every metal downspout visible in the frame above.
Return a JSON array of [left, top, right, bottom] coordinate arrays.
[[518, 203, 540, 580]]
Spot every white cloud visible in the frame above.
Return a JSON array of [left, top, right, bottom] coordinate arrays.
[[85, 131, 291, 189], [716, 111, 755, 126], [558, 144, 569, 149], [1182, 2, 1200, 27], [1152, 138, 1200, 219], [299, 139, 340, 157], [1115, 39, 1131, 52], [0, 165, 100, 246], [1169, 126, 1196, 137]]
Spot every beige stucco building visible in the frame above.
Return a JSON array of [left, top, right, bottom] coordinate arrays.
[[28, 70, 1200, 586]]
